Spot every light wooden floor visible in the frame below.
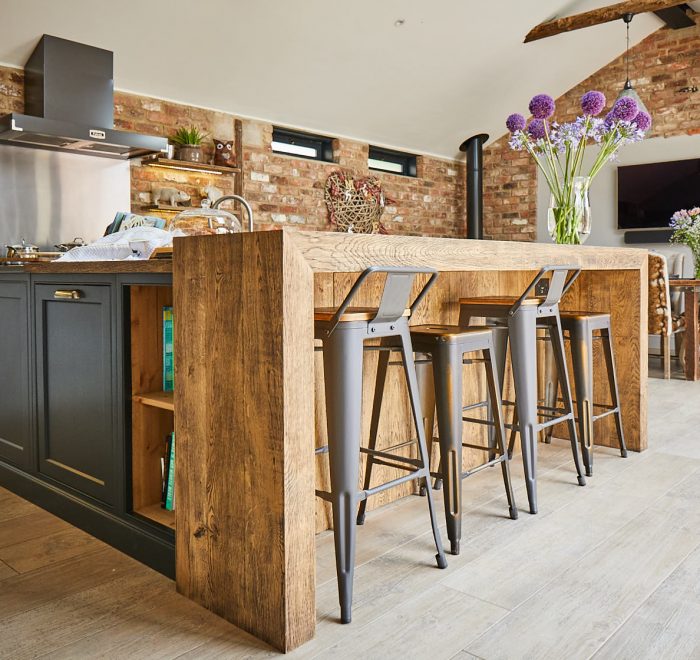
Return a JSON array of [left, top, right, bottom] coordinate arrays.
[[2, 371, 700, 659]]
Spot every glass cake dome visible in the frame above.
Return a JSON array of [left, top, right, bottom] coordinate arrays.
[[167, 199, 242, 236]]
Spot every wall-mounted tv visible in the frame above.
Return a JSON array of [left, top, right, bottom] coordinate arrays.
[[617, 158, 700, 229]]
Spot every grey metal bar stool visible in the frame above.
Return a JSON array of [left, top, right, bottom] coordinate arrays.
[[411, 325, 518, 555], [314, 266, 447, 625], [458, 266, 587, 515], [542, 311, 628, 476]]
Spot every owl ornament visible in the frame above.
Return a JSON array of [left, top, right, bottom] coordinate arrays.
[[213, 139, 235, 167]]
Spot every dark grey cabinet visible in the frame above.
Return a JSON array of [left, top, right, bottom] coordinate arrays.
[[0, 278, 32, 469], [34, 283, 117, 505]]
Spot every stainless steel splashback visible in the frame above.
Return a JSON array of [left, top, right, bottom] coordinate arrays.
[[0, 144, 130, 249]]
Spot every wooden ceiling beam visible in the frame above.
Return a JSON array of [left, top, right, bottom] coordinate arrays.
[[525, 0, 688, 43]]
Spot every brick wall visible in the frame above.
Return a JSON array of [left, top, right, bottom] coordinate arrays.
[[0, 65, 465, 238], [483, 15, 700, 241]]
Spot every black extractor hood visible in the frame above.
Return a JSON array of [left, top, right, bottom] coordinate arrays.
[[0, 35, 168, 159]]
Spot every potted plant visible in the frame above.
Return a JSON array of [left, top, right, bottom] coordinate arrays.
[[670, 208, 700, 278], [170, 125, 207, 163]]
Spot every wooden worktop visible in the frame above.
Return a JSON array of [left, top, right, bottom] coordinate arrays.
[[0, 259, 172, 274], [173, 229, 648, 652]]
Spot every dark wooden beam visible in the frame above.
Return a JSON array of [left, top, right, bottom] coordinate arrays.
[[525, 0, 686, 43], [654, 5, 695, 28]]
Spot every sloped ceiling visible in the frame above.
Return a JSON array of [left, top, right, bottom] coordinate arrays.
[[0, 0, 679, 159]]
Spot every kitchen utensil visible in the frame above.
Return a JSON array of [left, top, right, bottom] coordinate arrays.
[[6, 239, 40, 260], [55, 237, 86, 252]]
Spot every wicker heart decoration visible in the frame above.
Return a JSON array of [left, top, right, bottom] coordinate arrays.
[[324, 171, 390, 234]]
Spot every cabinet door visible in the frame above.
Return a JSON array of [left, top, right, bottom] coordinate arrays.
[[35, 283, 116, 504], [0, 279, 32, 469]]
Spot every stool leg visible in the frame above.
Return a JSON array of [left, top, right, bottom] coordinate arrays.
[[399, 327, 447, 569], [601, 327, 628, 458], [543, 338, 559, 444], [322, 327, 364, 624], [357, 344, 391, 525], [508, 309, 540, 514], [487, 327, 509, 461], [415, 353, 438, 495], [569, 324, 594, 477], [548, 317, 586, 487], [432, 342, 463, 555], [507, 407, 518, 460], [484, 343, 518, 521]]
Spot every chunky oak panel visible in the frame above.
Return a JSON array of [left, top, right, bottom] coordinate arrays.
[[173, 229, 648, 652]]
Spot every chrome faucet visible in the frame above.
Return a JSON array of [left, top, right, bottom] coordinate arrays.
[[211, 195, 254, 233]]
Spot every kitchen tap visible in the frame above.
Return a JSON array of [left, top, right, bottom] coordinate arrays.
[[211, 195, 254, 233]]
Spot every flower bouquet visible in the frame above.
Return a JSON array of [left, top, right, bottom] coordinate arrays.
[[506, 91, 652, 244], [670, 207, 700, 278]]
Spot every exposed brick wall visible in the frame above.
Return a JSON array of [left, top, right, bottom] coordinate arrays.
[[483, 15, 700, 241], [0, 65, 465, 238]]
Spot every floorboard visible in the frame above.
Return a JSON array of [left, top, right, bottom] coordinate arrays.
[[0, 371, 698, 659]]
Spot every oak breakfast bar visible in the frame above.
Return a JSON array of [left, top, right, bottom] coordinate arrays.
[[0, 229, 648, 653]]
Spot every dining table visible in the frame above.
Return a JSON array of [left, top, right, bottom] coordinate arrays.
[[669, 278, 700, 380]]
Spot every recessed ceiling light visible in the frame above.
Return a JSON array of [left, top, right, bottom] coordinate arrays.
[[394, 18, 406, 27]]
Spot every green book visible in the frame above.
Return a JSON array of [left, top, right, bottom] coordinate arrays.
[[165, 432, 176, 511], [163, 306, 174, 392]]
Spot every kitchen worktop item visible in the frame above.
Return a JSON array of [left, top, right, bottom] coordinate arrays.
[[167, 200, 242, 236]]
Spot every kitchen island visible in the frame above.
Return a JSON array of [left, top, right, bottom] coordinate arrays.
[[0, 230, 648, 653]]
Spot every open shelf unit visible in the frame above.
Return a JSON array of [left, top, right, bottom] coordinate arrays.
[[129, 284, 175, 531]]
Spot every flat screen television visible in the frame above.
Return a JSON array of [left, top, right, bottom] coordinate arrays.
[[617, 158, 700, 229]]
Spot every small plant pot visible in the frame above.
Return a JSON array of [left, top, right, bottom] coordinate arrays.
[[177, 146, 203, 163]]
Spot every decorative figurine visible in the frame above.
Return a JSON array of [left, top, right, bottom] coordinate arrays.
[[201, 184, 224, 205], [213, 139, 235, 167], [152, 186, 191, 207]]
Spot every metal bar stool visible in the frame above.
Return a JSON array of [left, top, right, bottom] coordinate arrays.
[[413, 325, 518, 555], [357, 325, 518, 555], [458, 266, 587, 514], [314, 266, 447, 625], [542, 311, 628, 476]]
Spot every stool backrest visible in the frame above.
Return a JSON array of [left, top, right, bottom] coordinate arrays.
[[509, 265, 581, 316], [327, 266, 438, 334]]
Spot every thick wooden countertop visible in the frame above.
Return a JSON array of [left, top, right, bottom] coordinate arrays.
[[0, 230, 648, 276], [0, 260, 172, 274], [282, 229, 648, 272]]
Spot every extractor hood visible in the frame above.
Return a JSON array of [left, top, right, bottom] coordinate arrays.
[[0, 35, 168, 160]]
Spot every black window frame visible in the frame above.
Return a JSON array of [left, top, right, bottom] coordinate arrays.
[[271, 127, 334, 162], [368, 146, 418, 177]]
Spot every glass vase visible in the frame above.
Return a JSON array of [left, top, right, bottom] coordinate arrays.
[[547, 176, 591, 245]]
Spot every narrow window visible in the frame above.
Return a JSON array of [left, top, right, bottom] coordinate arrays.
[[271, 127, 334, 162], [368, 146, 417, 177]]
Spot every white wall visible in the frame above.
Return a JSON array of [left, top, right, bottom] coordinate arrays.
[[536, 134, 700, 250]]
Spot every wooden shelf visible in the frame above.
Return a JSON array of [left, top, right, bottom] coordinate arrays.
[[143, 155, 240, 175], [143, 204, 188, 213], [133, 391, 174, 411], [134, 503, 175, 530]]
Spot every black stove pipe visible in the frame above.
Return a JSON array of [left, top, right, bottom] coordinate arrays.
[[459, 133, 489, 239]]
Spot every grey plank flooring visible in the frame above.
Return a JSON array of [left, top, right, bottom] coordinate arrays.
[[0, 374, 699, 659]]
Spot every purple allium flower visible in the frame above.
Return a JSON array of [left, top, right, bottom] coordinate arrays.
[[506, 113, 526, 133], [527, 118, 548, 140], [529, 94, 556, 119], [611, 97, 639, 122], [634, 111, 652, 132], [581, 91, 606, 116]]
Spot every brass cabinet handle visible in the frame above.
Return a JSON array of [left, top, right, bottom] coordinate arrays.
[[53, 290, 83, 300]]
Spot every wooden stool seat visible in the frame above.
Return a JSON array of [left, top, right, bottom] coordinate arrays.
[[314, 307, 410, 322], [409, 324, 493, 342]]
